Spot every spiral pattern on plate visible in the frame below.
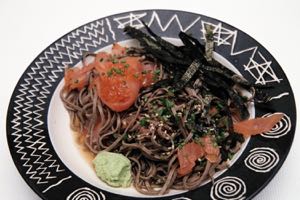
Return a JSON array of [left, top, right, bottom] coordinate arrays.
[[210, 176, 246, 200], [261, 112, 290, 138], [244, 147, 279, 173], [66, 187, 105, 200]]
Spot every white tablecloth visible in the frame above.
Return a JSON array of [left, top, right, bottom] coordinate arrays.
[[1, 0, 299, 199]]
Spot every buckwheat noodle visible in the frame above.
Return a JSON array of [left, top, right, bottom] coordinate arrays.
[[60, 51, 243, 195]]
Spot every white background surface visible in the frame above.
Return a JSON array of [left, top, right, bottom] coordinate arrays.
[[0, 0, 299, 199]]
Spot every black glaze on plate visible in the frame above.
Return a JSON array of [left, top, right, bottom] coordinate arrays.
[[6, 10, 296, 200]]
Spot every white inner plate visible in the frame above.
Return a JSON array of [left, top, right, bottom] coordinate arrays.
[[48, 38, 254, 198]]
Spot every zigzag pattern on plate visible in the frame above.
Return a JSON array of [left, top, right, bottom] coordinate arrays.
[[113, 11, 200, 32], [114, 11, 283, 85], [200, 21, 282, 85], [10, 18, 113, 191]]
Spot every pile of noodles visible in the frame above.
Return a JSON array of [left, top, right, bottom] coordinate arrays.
[[60, 51, 244, 195]]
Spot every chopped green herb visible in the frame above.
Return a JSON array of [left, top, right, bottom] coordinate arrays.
[[152, 75, 159, 81], [154, 69, 161, 75], [133, 73, 139, 79], [142, 96, 148, 102], [124, 63, 130, 68], [106, 70, 113, 77], [174, 137, 184, 148], [161, 98, 174, 109], [241, 96, 248, 102], [186, 113, 196, 130], [112, 67, 124, 75], [189, 113, 196, 121], [216, 102, 224, 110], [157, 109, 165, 116], [216, 131, 226, 143], [142, 70, 148, 74], [213, 141, 219, 147], [202, 129, 209, 136], [139, 118, 149, 127], [193, 134, 200, 141], [195, 138, 203, 146], [177, 142, 185, 149], [123, 133, 128, 140], [152, 69, 161, 81], [169, 88, 176, 93], [121, 59, 126, 64], [167, 90, 175, 97], [112, 58, 118, 64], [162, 115, 171, 121], [142, 98, 148, 105], [174, 114, 180, 124], [107, 67, 125, 77], [228, 152, 234, 160]]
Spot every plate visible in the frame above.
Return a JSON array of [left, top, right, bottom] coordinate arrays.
[[6, 9, 296, 200]]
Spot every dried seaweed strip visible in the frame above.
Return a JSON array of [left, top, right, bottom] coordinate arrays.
[[204, 24, 214, 62]]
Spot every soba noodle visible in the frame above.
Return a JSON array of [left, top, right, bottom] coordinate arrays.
[[60, 49, 244, 195]]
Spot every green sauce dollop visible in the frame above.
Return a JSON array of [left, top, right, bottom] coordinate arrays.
[[93, 151, 132, 187]]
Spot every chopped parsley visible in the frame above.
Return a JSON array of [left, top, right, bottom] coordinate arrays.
[[112, 67, 123, 75], [241, 96, 248, 102], [212, 140, 219, 147], [161, 98, 174, 109], [139, 117, 149, 127], [216, 102, 224, 110], [123, 132, 129, 140], [153, 69, 161, 81], [157, 108, 165, 117], [112, 58, 118, 64], [106, 70, 113, 77], [186, 113, 196, 130], [106, 67, 124, 77], [177, 142, 185, 149], [228, 152, 234, 160], [142, 96, 148, 102], [215, 131, 226, 144], [154, 69, 161, 75], [156, 98, 174, 119], [152, 75, 159, 81], [133, 73, 139, 79]]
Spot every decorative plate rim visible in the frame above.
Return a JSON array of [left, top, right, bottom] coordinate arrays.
[[6, 9, 296, 200]]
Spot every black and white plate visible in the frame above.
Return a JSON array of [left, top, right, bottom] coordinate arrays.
[[6, 10, 296, 200]]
